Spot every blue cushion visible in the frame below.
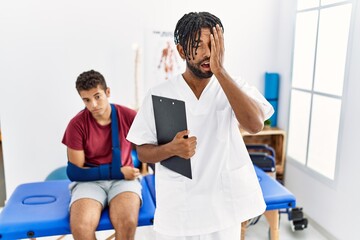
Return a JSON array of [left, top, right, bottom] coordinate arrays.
[[0, 178, 155, 239]]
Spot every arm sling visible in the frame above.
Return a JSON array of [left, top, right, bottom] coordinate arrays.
[[66, 104, 124, 181]]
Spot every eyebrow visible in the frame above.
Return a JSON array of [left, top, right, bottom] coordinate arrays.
[[81, 92, 101, 101]]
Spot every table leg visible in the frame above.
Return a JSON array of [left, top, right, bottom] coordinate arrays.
[[241, 221, 248, 240], [264, 210, 279, 240]]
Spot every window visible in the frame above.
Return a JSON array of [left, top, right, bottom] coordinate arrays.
[[288, 0, 352, 180]]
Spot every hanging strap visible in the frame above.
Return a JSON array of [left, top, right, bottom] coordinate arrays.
[[110, 104, 122, 178]]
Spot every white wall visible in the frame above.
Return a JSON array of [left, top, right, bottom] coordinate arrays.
[[0, 0, 148, 197], [0, 0, 282, 198]]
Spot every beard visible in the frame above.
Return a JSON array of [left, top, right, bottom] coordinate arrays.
[[186, 59, 213, 79]]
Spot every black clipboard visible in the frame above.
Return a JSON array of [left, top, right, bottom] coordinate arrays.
[[152, 95, 192, 179]]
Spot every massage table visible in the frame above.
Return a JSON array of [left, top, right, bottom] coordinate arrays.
[[0, 178, 155, 240], [142, 166, 296, 240], [0, 166, 295, 240], [252, 165, 296, 239]]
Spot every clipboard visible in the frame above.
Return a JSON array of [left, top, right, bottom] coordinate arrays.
[[152, 95, 192, 179]]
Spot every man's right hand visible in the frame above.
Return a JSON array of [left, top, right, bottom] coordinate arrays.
[[121, 166, 140, 180], [170, 130, 197, 159], [134, 130, 197, 164]]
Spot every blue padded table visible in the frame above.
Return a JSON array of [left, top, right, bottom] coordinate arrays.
[[254, 165, 296, 210], [253, 166, 296, 240], [143, 166, 296, 240], [0, 178, 155, 240]]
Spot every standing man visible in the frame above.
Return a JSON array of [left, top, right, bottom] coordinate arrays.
[[127, 12, 274, 240], [62, 70, 142, 240]]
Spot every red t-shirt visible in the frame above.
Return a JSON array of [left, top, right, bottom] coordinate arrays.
[[62, 104, 136, 166]]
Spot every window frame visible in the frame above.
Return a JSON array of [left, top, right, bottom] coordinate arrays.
[[287, 0, 355, 185]]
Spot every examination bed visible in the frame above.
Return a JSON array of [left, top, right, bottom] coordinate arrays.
[[0, 178, 155, 239], [0, 166, 295, 240]]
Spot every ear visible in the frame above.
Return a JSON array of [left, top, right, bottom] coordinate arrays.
[[105, 87, 110, 97], [176, 44, 186, 60]]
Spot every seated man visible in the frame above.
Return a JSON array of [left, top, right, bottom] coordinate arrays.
[[62, 70, 141, 240]]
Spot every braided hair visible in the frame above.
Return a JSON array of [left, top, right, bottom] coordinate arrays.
[[76, 70, 108, 93], [174, 12, 224, 60]]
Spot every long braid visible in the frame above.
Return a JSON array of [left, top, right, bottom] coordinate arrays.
[[174, 12, 223, 60]]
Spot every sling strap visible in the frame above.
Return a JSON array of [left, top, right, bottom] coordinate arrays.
[[110, 103, 122, 178], [66, 104, 124, 181]]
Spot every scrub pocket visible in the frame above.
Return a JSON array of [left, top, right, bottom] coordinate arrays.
[[221, 164, 259, 198]]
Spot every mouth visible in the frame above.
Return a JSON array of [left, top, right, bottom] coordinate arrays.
[[200, 61, 211, 71]]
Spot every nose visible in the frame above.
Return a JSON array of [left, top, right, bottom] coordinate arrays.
[[90, 99, 98, 108], [203, 44, 211, 59]]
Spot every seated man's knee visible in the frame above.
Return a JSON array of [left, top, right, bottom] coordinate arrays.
[[123, 216, 138, 230], [114, 216, 137, 236], [70, 200, 102, 234], [70, 215, 98, 233]]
